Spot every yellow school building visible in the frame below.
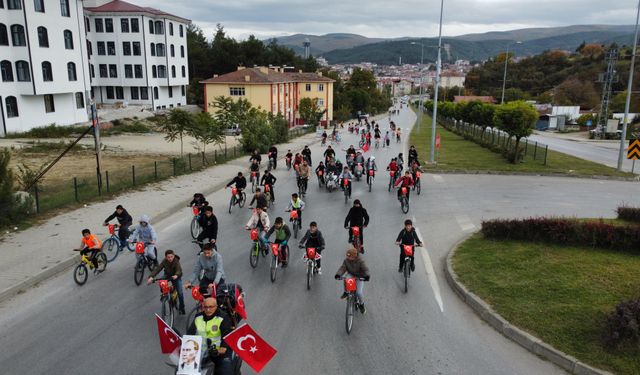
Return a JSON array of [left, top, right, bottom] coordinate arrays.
[[201, 67, 334, 126]]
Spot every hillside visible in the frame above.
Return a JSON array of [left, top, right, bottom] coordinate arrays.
[[273, 33, 385, 55], [454, 24, 634, 42]]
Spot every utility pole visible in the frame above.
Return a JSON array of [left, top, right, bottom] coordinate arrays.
[[596, 48, 619, 139], [618, 0, 640, 171], [430, 0, 444, 164], [90, 101, 103, 195], [411, 41, 425, 133], [501, 41, 522, 104]]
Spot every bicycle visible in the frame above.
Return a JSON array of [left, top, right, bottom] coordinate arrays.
[[250, 171, 259, 193], [388, 170, 397, 192], [72, 248, 107, 285], [286, 156, 292, 170], [374, 139, 380, 149], [190, 206, 201, 240], [133, 242, 158, 286], [102, 223, 134, 263], [400, 244, 420, 293], [342, 179, 351, 204], [337, 276, 367, 334], [153, 278, 179, 327], [185, 283, 244, 332], [268, 242, 289, 283], [228, 187, 246, 214], [358, 138, 366, 148], [267, 153, 275, 171], [354, 163, 363, 181], [317, 170, 324, 188], [349, 226, 363, 253], [302, 246, 321, 290], [398, 186, 410, 214], [248, 228, 268, 268], [286, 209, 300, 239], [297, 177, 307, 198], [413, 172, 422, 195], [367, 170, 375, 192]]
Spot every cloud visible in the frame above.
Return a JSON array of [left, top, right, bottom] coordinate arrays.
[[131, 0, 638, 39]]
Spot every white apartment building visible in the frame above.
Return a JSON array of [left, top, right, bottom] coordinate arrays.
[[83, 0, 190, 111], [0, 0, 91, 136]]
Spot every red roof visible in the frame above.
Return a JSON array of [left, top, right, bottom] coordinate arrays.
[[85, 0, 190, 23]]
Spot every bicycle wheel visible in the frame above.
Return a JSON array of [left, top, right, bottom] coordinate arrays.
[[388, 178, 392, 192], [251, 179, 256, 193], [102, 238, 119, 263], [345, 295, 354, 334], [306, 262, 312, 290], [401, 197, 410, 214], [249, 243, 259, 268], [73, 263, 88, 285], [96, 252, 107, 272], [147, 249, 157, 271], [344, 189, 348, 204], [185, 305, 199, 333], [162, 298, 175, 327], [127, 241, 135, 252], [229, 197, 235, 214], [416, 180, 421, 195], [190, 217, 201, 239], [239, 192, 246, 208], [368, 178, 372, 192], [404, 261, 410, 293], [293, 221, 299, 239], [270, 255, 277, 283], [134, 259, 145, 285]]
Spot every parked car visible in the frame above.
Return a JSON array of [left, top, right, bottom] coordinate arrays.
[[226, 125, 241, 136]]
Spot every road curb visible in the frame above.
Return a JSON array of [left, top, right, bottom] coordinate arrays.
[[428, 169, 638, 182], [0, 133, 319, 304], [443, 233, 614, 375]]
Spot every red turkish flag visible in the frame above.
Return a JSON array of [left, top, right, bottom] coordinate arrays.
[[234, 285, 247, 320], [155, 314, 181, 354], [224, 323, 277, 373], [362, 143, 370, 153]]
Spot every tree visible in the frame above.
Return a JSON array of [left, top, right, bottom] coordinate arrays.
[[270, 113, 289, 143], [469, 102, 496, 135], [161, 109, 195, 157], [493, 101, 539, 163], [238, 108, 275, 153], [299, 98, 324, 127], [554, 78, 599, 109], [190, 112, 224, 154], [0, 150, 29, 227]]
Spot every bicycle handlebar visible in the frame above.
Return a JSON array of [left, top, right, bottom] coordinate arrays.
[[336, 276, 368, 281]]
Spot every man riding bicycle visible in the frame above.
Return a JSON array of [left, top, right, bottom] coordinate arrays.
[[76, 229, 102, 271], [395, 219, 423, 273], [249, 188, 269, 210], [408, 145, 419, 166], [148, 249, 186, 314], [299, 221, 326, 273], [344, 199, 369, 253], [197, 206, 218, 251], [185, 243, 225, 294], [260, 170, 277, 203], [128, 215, 158, 265], [365, 156, 377, 185], [301, 145, 312, 166], [266, 217, 292, 267], [226, 172, 247, 203], [297, 160, 311, 194], [186, 297, 234, 375], [324, 145, 336, 164], [249, 159, 260, 184], [286, 193, 305, 229], [338, 166, 354, 197], [249, 149, 262, 165], [103, 204, 132, 247], [268, 145, 278, 169]]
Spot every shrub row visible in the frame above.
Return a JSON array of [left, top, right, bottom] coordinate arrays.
[[617, 206, 640, 223], [481, 217, 640, 253]]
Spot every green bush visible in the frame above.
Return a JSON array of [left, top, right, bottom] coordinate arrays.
[[617, 206, 640, 223], [603, 299, 640, 349], [6, 124, 80, 138], [0, 150, 31, 228]]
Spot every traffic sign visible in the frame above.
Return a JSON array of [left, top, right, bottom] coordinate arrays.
[[436, 133, 441, 150], [628, 139, 640, 160]]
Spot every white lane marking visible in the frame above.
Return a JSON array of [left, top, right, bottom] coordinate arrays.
[[455, 214, 476, 232], [433, 175, 444, 183], [413, 216, 444, 313]]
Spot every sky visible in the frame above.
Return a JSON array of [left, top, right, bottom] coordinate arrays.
[[130, 0, 639, 40]]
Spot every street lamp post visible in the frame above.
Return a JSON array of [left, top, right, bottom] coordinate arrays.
[[430, 0, 444, 163], [410, 41, 425, 132], [618, 0, 640, 171], [500, 41, 522, 104]]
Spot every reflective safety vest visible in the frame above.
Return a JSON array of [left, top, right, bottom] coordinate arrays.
[[82, 234, 102, 249], [194, 315, 224, 350], [292, 199, 302, 209]]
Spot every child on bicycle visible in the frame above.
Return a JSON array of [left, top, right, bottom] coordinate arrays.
[[148, 249, 186, 314], [128, 215, 158, 265], [395, 219, 423, 273], [76, 229, 102, 271], [286, 193, 305, 230], [334, 247, 370, 313], [266, 217, 292, 267]]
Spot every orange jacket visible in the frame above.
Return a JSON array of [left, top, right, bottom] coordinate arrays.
[[82, 234, 102, 249]]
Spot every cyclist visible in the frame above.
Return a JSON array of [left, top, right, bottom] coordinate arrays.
[[321, 131, 328, 145], [365, 131, 372, 146], [299, 221, 326, 273], [245, 206, 271, 244], [374, 128, 381, 144], [128, 215, 158, 265], [249, 149, 262, 165], [397, 153, 404, 173], [189, 193, 207, 210], [286, 193, 305, 229], [261, 170, 277, 203], [338, 166, 354, 198], [395, 219, 423, 273], [266, 217, 292, 267], [249, 187, 268, 210], [186, 297, 234, 374], [226, 172, 247, 204], [408, 145, 419, 166], [75, 228, 102, 271], [387, 157, 399, 174], [185, 243, 225, 294], [268, 145, 278, 169], [394, 171, 415, 202], [197, 206, 218, 251], [365, 156, 377, 185], [324, 145, 335, 164], [345, 145, 357, 159], [410, 159, 424, 182], [344, 199, 369, 253], [384, 131, 391, 148], [396, 127, 401, 143], [249, 159, 260, 185], [103, 204, 132, 247], [293, 153, 303, 172], [315, 161, 326, 185], [148, 249, 186, 315], [334, 247, 370, 313], [285, 149, 293, 168], [297, 160, 311, 194], [301, 145, 312, 166]]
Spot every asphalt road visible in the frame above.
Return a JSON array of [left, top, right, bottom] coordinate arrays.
[[1, 108, 638, 375]]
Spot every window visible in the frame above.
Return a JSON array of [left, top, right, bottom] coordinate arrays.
[[99, 64, 107, 78], [181, 66, 185, 78], [229, 87, 245, 96], [171, 65, 175, 78], [59, 0, 69, 17], [132, 42, 141, 56], [64, 30, 73, 49], [122, 41, 131, 56], [8, 0, 21, 10], [153, 87, 158, 99], [318, 84, 324, 92], [169, 22, 173, 35], [95, 18, 103, 33], [134, 64, 143, 78], [41, 61, 53, 81], [120, 18, 129, 33], [1, 60, 13, 82], [67, 62, 76, 81], [179, 25, 183, 37], [0, 24, 7, 46], [75, 92, 84, 108], [130, 87, 139, 100], [168, 86, 173, 98], [34, 0, 44, 12], [180, 45, 184, 58], [97, 41, 105, 55], [44, 94, 55, 113], [107, 41, 115, 55], [151, 65, 157, 78], [170, 44, 174, 57], [150, 42, 155, 56], [116, 86, 124, 100], [16, 61, 30, 81], [106, 86, 114, 99], [305, 84, 311, 92], [105, 18, 113, 33], [157, 65, 166, 78], [156, 43, 164, 57], [108, 64, 117, 78], [89, 63, 94, 78], [181, 85, 185, 96], [148, 20, 154, 34], [37, 26, 48, 47], [140, 87, 149, 100], [86, 40, 92, 56], [131, 18, 139, 33], [317, 99, 325, 107], [6, 96, 18, 118], [154, 21, 163, 34], [124, 64, 132, 78], [84, 17, 90, 33], [11, 25, 25, 46]]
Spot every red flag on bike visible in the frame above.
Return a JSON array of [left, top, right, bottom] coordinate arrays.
[[224, 323, 277, 373], [155, 314, 181, 354], [362, 143, 369, 153], [234, 285, 247, 320]]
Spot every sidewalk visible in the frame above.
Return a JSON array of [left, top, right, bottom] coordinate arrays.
[[0, 131, 319, 302]]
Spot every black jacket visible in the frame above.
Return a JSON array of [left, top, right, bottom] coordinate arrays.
[[198, 214, 219, 240], [249, 153, 262, 163], [302, 148, 311, 157], [189, 194, 206, 207], [300, 230, 325, 249], [250, 194, 268, 209], [324, 148, 335, 158], [104, 209, 132, 227], [226, 176, 247, 190], [396, 228, 422, 246], [261, 173, 277, 186], [187, 310, 233, 350], [344, 206, 370, 228], [409, 149, 418, 161], [268, 146, 278, 158]]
